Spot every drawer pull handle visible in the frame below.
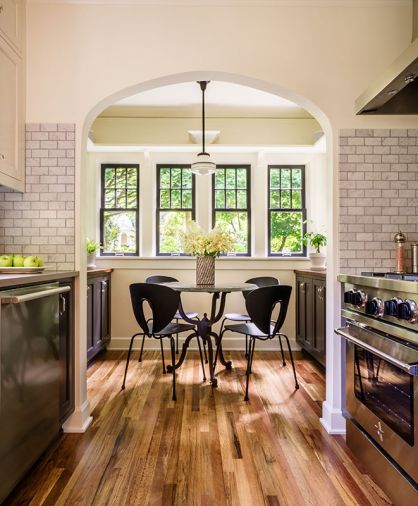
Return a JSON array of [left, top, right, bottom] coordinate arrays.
[[0, 153, 5, 160], [0, 6, 3, 14]]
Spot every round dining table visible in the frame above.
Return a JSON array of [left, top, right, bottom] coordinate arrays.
[[163, 282, 257, 387]]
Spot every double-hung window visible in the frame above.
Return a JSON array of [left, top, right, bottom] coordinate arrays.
[[100, 164, 139, 256], [268, 165, 306, 256], [156, 165, 195, 255], [212, 165, 251, 256]]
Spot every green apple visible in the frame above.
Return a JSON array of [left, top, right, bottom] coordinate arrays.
[[37, 257, 44, 267], [13, 255, 24, 267], [24, 256, 39, 268], [0, 255, 13, 267]]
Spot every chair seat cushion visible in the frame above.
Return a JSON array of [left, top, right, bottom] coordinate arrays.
[[224, 313, 250, 321], [174, 311, 198, 320], [148, 321, 195, 336], [224, 322, 275, 339]]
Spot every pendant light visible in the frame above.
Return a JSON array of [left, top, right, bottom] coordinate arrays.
[[191, 81, 216, 176]]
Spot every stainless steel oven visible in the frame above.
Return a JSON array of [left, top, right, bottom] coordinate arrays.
[[337, 274, 418, 505]]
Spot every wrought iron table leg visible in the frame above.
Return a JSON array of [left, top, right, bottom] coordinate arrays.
[[166, 332, 198, 372], [210, 331, 232, 370]]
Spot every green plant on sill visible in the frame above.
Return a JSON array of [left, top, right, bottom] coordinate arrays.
[[86, 239, 102, 254], [303, 231, 327, 254]]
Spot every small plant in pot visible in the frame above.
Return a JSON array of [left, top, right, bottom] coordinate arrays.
[[303, 229, 327, 271], [86, 239, 101, 269]]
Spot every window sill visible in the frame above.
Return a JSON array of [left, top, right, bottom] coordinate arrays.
[[95, 256, 311, 261]]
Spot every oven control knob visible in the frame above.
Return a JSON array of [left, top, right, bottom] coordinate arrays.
[[344, 290, 354, 304], [398, 300, 417, 322], [352, 290, 367, 307], [384, 297, 402, 317], [365, 297, 384, 317]]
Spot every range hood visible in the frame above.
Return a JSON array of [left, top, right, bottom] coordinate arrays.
[[355, 1, 418, 115]]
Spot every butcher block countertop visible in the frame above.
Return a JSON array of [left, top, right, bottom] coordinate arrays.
[[294, 269, 326, 278], [0, 270, 78, 289]]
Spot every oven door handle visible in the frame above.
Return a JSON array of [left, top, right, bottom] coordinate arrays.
[[335, 326, 418, 376]]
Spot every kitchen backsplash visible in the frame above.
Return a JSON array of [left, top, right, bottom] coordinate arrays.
[[339, 128, 418, 274], [0, 124, 75, 270]]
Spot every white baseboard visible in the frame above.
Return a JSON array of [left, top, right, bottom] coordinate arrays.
[[320, 400, 346, 434], [62, 399, 93, 433], [107, 334, 300, 352]]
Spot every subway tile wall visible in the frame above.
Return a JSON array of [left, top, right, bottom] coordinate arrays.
[[339, 129, 418, 274], [0, 124, 75, 270]]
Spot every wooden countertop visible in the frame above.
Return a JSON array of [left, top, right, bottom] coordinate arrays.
[[294, 269, 326, 278], [87, 268, 113, 277], [0, 270, 79, 289]]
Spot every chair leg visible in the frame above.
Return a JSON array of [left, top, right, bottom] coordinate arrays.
[[138, 334, 146, 362], [196, 336, 206, 381], [160, 339, 166, 374], [245, 335, 248, 358], [170, 337, 177, 401], [175, 318, 180, 354], [278, 334, 286, 366], [122, 333, 140, 390], [213, 328, 226, 372], [244, 338, 255, 401], [281, 334, 299, 390]]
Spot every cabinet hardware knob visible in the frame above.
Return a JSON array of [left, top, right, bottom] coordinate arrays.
[[0, 6, 3, 14], [0, 153, 5, 160]]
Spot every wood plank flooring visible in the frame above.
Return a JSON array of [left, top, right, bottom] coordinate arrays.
[[5, 350, 392, 506]]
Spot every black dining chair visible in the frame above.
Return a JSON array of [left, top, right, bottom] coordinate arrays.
[[216, 285, 299, 401], [218, 276, 279, 358], [142, 276, 202, 374], [121, 283, 202, 400]]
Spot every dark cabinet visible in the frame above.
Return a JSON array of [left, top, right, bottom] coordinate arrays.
[[59, 279, 75, 424], [295, 271, 326, 367], [87, 271, 112, 363]]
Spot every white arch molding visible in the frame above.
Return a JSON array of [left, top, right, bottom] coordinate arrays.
[[65, 71, 344, 435]]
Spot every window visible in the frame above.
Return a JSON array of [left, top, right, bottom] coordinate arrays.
[[212, 165, 251, 256], [156, 165, 195, 255], [100, 164, 139, 256], [268, 165, 306, 256]]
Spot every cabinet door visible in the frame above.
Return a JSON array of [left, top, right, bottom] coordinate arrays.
[[304, 278, 313, 350], [0, 0, 23, 54], [312, 279, 326, 366], [296, 276, 306, 346], [0, 39, 24, 190], [100, 277, 111, 343], [59, 286, 74, 423], [86, 283, 95, 360]]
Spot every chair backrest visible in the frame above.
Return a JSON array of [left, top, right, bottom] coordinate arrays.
[[244, 276, 279, 300], [129, 283, 180, 334], [146, 275, 178, 284], [245, 285, 292, 335]]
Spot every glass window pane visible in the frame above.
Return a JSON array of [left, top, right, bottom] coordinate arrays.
[[159, 211, 192, 254], [292, 169, 302, 189], [116, 189, 126, 208], [237, 190, 247, 208], [270, 169, 280, 188], [215, 211, 248, 254], [270, 190, 279, 208], [270, 211, 303, 254], [160, 168, 170, 188], [171, 168, 181, 188], [226, 190, 236, 208], [127, 168, 137, 187], [105, 189, 115, 208], [215, 190, 225, 208], [127, 189, 137, 208], [182, 189, 192, 208], [225, 169, 236, 189], [182, 169, 192, 189], [215, 168, 225, 188], [116, 168, 126, 188], [171, 189, 181, 208], [104, 168, 115, 188], [292, 190, 302, 209], [160, 190, 170, 208], [281, 169, 291, 188], [102, 210, 137, 254], [236, 169, 247, 189], [281, 189, 291, 208]]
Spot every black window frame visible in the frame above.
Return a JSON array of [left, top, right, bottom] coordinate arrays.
[[156, 164, 196, 256], [211, 164, 251, 257], [100, 163, 140, 257], [268, 165, 306, 257]]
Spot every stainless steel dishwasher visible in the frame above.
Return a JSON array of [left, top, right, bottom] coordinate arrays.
[[0, 282, 70, 503]]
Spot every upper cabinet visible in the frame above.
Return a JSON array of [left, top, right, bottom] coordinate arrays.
[[0, 0, 25, 192]]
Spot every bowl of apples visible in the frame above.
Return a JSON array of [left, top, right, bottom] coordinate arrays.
[[0, 254, 45, 273]]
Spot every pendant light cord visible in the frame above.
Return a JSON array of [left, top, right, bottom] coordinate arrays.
[[198, 81, 208, 155]]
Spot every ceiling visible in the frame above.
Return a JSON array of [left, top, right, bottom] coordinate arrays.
[[99, 81, 313, 119]]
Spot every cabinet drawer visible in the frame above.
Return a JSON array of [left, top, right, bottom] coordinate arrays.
[[0, 0, 22, 53]]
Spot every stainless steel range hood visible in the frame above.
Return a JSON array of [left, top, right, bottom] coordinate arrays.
[[355, 1, 418, 115]]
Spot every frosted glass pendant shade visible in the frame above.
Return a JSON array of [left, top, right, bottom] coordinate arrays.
[[191, 152, 216, 175]]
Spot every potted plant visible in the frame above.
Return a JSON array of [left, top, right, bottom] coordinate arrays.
[[86, 239, 101, 269], [182, 222, 234, 285], [303, 228, 327, 271]]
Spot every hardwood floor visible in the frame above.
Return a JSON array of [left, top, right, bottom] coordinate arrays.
[[6, 350, 392, 506]]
